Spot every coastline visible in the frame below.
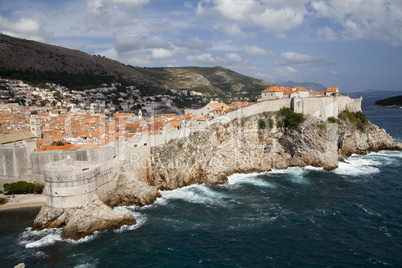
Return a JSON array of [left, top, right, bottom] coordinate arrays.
[[0, 194, 45, 211]]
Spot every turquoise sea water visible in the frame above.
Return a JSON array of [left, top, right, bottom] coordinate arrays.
[[0, 105, 401, 267]]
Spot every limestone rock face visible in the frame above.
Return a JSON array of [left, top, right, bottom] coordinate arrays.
[[61, 196, 135, 240], [102, 170, 161, 207], [340, 123, 395, 156], [151, 113, 400, 189], [33, 205, 66, 230]]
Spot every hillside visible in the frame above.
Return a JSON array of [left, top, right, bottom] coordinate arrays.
[[0, 34, 272, 100], [274, 80, 327, 92], [375, 95, 402, 107]]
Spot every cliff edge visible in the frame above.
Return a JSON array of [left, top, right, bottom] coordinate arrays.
[[150, 111, 400, 190]]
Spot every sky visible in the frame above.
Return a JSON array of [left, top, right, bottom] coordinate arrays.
[[1, 0, 402, 93]]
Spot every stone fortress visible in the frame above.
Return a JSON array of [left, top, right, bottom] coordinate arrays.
[[0, 93, 362, 210]]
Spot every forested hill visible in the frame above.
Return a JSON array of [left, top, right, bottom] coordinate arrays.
[[375, 96, 402, 107], [0, 34, 272, 98]]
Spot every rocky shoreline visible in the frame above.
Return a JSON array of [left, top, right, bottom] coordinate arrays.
[[32, 112, 401, 239]]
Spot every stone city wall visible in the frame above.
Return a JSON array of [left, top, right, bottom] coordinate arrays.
[[0, 146, 115, 190]]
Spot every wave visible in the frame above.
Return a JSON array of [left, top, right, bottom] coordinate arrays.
[[269, 167, 314, 184], [334, 151, 402, 176], [113, 210, 147, 232], [19, 227, 100, 248], [226, 172, 276, 188], [159, 184, 228, 205]]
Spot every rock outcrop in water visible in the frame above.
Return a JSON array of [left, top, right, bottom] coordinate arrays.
[[33, 195, 135, 240]]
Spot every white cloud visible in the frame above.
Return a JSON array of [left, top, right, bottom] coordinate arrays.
[[84, 0, 149, 29], [279, 66, 298, 73], [244, 45, 274, 58], [221, 24, 254, 38], [274, 66, 300, 80], [226, 53, 243, 63], [152, 48, 172, 59], [250, 6, 306, 32], [0, 16, 46, 42], [110, 0, 150, 8], [187, 53, 217, 65], [114, 33, 171, 54], [114, 33, 143, 52], [281, 52, 332, 66], [174, 37, 212, 50], [187, 52, 243, 65], [317, 27, 338, 41], [197, 0, 307, 33], [312, 0, 402, 46], [143, 22, 181, 35], [211, 0, 259, 22]]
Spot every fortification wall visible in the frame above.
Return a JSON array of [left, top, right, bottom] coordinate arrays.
[[44, 159, 114, 208], [0, 146, 28, 178], [0, 146, 30, 190], [226, 98, 292, 120], [338, 96, 362, 113], [0, 146, 115, 190], [31, 147, 115, 175]]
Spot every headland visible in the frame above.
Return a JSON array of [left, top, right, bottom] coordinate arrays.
[[1, 89, 401, 239]]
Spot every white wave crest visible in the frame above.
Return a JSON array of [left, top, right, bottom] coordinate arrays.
[[20, 227, 63, 248], [270, 167, 312, 184], [226, 172, 276, 188], [20, 226, 100, 248], [160, 184, 227, 204], [334, 154, 384, 176], [113, 210, 147, 232]]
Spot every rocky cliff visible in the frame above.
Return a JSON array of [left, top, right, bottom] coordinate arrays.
[[150, 111, 400, 189], [33, 111, 400, 239]]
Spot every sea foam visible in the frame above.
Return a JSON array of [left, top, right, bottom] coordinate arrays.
[[226, 172, 276, 188], [333, 153, 395, 176], [160, 184, 228, 204]]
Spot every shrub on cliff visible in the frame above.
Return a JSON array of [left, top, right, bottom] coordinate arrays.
[[258, 118, 275, 130], [278, 107, 305, 129], [327, 116, 341, 124], [339, 110, 368, 131], [3, 181, 44, 195], [0, 197, 8, 205]]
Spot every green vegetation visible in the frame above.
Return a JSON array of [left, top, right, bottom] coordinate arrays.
[[268, 118, 274, 128], [278, 107, 305, 128], [339, 110, 369, 131], [375, 95, 402, 106], [258, 118, 275, 130], [327, 116, 341, 124], [0, 197, 8, 205], [56, 140, 64, 146], [3, 181, 44, 195], [258, 119, 266, 129], [317, 124, 326, 130]]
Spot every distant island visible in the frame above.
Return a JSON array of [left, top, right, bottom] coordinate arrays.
[[375, 95, 402, 107]]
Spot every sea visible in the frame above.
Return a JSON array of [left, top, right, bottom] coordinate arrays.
[[1, 105, 401, 267]]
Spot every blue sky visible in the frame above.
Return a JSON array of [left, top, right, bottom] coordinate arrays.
[[1, 0, 402, 92]]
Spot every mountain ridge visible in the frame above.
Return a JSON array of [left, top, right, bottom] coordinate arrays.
[[0, 34, 272, 99]]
